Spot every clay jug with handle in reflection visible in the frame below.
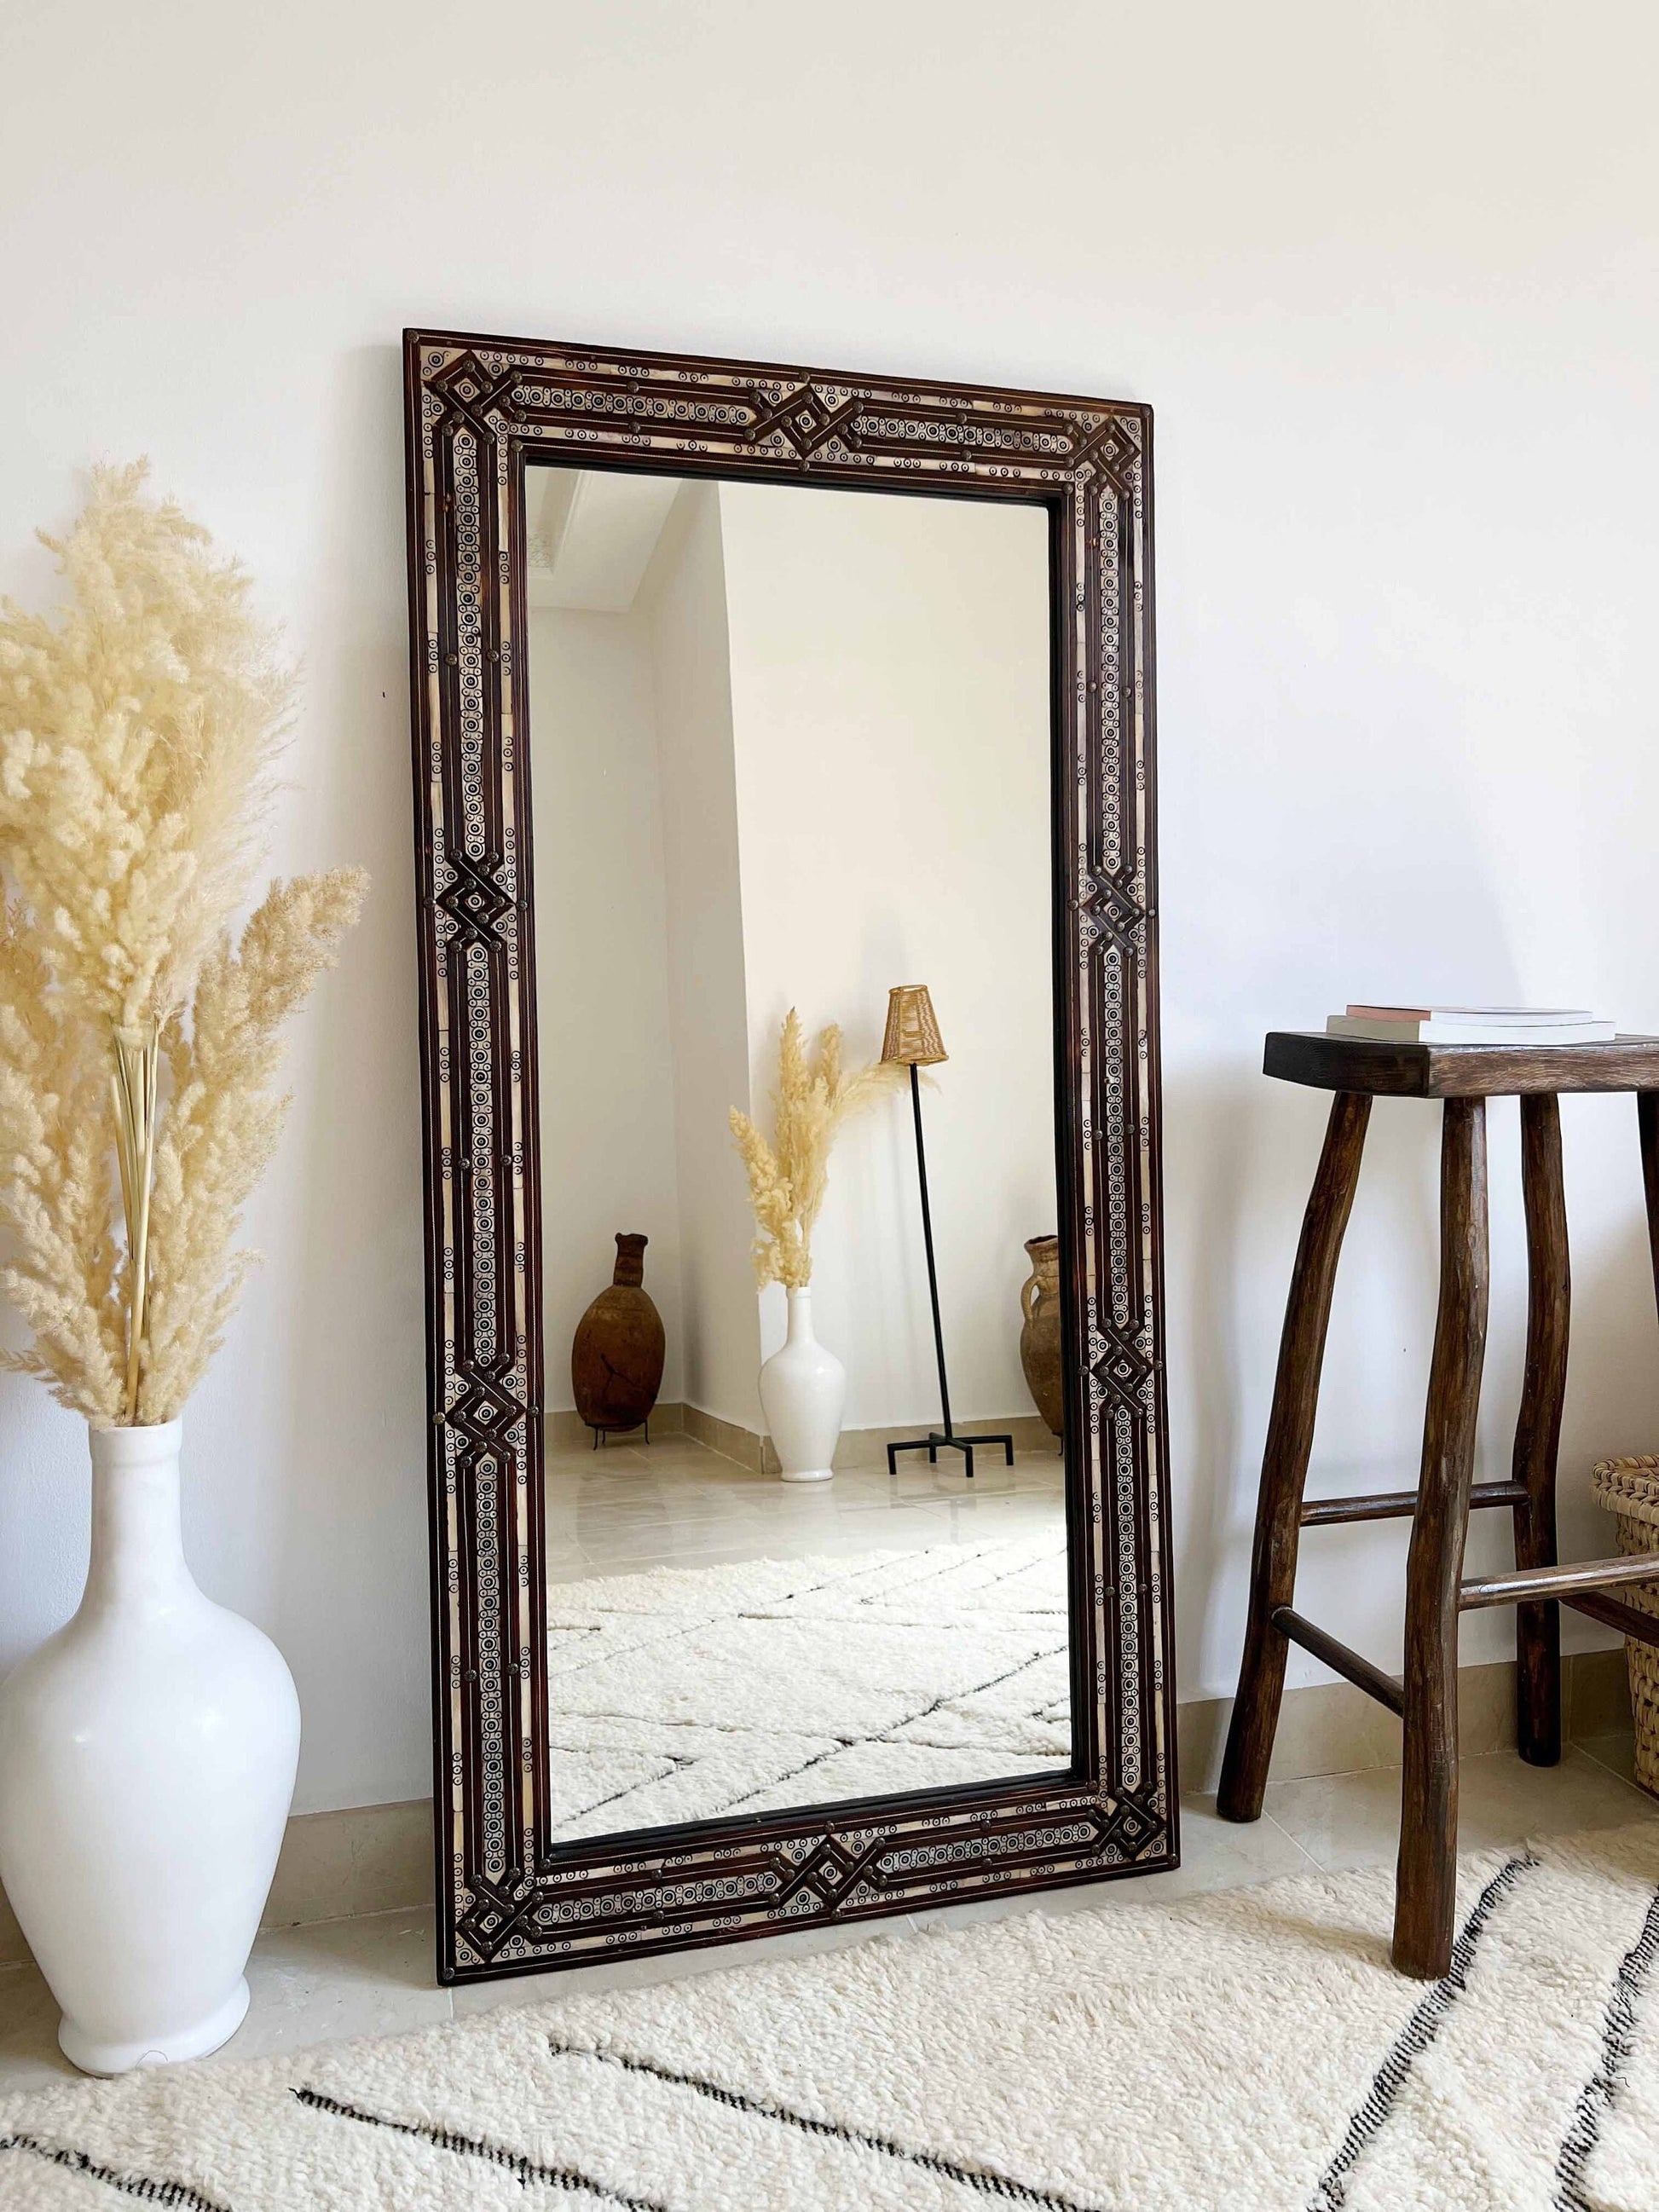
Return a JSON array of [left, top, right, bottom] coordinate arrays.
[[1020, 1234, 1064, 1441]]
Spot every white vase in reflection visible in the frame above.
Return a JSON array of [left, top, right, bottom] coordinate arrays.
[[0, 1418, 300, 2075], [760, 1285, 845, 1482]]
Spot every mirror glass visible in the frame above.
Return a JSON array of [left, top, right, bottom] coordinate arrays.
[[526, 462, 1070, 1845]]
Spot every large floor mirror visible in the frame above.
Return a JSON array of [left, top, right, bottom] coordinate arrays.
[[405, 331, 1172, 1983]]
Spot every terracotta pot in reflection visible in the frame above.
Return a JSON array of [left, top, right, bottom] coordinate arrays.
[[1020, 1234, 1064, 1439], [571, 1233, 666, 1436]]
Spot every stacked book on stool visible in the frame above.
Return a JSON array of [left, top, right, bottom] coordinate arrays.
[[1327, 1003, 1615, 1046]]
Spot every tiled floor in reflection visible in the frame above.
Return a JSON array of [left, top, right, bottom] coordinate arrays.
[[543, 1432, 1068, 1583], [2, 1740, 1652, 2091]]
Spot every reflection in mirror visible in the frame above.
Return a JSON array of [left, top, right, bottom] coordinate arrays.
[[527, 463, 1067, 1845]]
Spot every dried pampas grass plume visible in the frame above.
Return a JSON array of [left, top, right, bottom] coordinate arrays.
[[139, 869, 366, 1420], [730, 1010, 904, 1291], [0, 460, 290, 1031], [0, 904, 125, 1423], [0, 462, 367, 1425]]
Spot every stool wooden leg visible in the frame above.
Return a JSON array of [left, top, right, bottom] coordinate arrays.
[[1638, 1094, 1659, 1325], [1395, 1097, 1489, 1978], [1218, 1091, 1371, 1822], [1512, 1094, 1568, 1767]]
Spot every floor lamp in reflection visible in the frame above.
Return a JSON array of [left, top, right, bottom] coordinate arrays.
[[882, 983, 1014, 1481]]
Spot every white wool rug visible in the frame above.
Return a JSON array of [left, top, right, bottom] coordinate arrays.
[[546, 1534, 1072, 1839], [8, 1825, 1659, 2209]]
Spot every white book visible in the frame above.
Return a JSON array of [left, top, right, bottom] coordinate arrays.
[[1327, 1014, 1616, 1046], [1344, 1003, 1601, 1028]]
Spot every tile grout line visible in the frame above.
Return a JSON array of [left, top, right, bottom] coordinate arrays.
[[1567, 1739, 1656, 1807], [1258, 1806, 1328, 1873]]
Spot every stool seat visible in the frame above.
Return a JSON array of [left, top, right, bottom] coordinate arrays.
[[1265, 1031, 1659, 1097], [1218, 1043, 1659, 1979]]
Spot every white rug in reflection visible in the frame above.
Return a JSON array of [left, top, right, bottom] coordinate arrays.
[[546, 1533, 1072, 1842]]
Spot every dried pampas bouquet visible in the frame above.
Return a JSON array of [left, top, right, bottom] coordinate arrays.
[[0, 462, 367, 1427], [730, 1009, 903, 1291]]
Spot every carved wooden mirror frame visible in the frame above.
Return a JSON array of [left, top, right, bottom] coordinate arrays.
[[402, 326, 1175, 1984]]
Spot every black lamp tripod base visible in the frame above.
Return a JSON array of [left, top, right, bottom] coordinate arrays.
[[886, 1429, 1014, 1481], [887, 1060, 1016, 1483]]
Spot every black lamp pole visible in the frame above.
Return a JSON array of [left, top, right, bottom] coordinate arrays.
[[886, 1061, 1015, 1481]]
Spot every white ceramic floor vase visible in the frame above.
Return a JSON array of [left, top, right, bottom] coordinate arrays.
[[760, 1285, 846, 1482], [0, 1418, 300, 2076]]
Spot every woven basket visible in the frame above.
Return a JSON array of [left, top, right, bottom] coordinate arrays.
[[1590, 1455, 1659, 1798]]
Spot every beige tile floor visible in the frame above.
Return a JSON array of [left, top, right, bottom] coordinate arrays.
[[2, 1736, 1651, 2094], [543, 1432, 1068, 1583]]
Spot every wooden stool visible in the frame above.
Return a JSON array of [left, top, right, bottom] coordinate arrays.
[[1217, 1031, 1659, 1978]]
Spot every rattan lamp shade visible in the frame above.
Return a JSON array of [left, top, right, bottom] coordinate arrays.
[[882, 985, 947, 1067]]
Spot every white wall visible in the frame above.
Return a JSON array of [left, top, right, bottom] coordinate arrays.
[[529, 605, 685, 1410], [720, 482, 1055, 1426], [642, 488, 761, 1427], [2, 0, 1656, 1814]]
